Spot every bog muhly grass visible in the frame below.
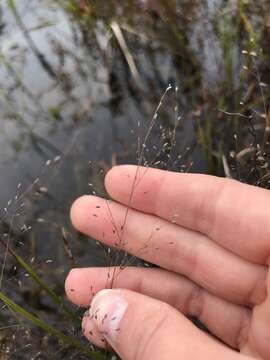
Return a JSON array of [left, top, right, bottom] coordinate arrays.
[[1, 1, 270, 359]]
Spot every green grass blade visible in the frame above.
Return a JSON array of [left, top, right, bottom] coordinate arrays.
[[0, 291, 106, 360], [9, 247, 78, 322]]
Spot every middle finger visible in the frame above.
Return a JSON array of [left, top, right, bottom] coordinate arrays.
[[71, 195, 267, 306]]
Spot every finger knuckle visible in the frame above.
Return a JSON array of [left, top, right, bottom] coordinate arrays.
[[133, 304, 169, 360]]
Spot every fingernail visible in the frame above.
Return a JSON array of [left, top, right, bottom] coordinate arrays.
[[88, 289, 128, 343]]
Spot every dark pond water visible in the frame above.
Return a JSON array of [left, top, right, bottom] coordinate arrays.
[[0, 0, 269, 358], [0, 0, 216, 265]]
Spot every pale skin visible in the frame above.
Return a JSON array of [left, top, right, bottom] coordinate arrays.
[[65, 165, 270, 360]]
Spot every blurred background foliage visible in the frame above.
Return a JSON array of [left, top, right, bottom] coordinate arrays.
[[0, 0, 270, 358]]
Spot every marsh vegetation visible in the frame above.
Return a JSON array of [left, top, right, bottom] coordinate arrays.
[[0, 0, 270, 358]]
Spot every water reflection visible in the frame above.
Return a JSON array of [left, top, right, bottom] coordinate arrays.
[[0, 1, 208, 226]]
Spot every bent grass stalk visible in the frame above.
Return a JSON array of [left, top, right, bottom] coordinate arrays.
[[0, 84, 180, 357], [105, 84, 173, 290], [81, 84, 185, 351]]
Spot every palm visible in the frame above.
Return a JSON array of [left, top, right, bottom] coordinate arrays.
[[67, 166, 270, 359]]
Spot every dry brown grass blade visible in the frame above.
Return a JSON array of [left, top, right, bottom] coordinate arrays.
[[111, 21, 142, 86]]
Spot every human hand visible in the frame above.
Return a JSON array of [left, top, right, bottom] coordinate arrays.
[[65, 166, 270, 360]]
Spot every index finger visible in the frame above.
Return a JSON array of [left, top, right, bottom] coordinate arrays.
[[105, 165, 270, 265]]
